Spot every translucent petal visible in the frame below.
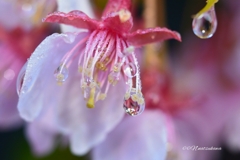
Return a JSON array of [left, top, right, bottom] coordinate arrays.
[[127, 27, 181, 47], [55, 68, 126, 155], [17, 32, 89, 121], [44, 10, 99, 31], [57, 0, 95, 32], [92, 111, 167, 160], [26, 106, 57, 156]]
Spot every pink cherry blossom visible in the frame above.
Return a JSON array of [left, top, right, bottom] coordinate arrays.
[[17, 0, 180, 156]]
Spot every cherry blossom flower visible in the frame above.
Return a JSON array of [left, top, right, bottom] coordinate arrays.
[[17, 0, 180, 155]]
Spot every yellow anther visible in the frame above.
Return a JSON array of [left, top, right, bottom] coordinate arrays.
[[87, 58, 93, 68], [138, 98, 144, 105], [56, 74, 64, 81], [119, 9, 131, 23], [87, 88, 96, 108], [131, 94, 138, 102], [104, 57, 109, 62], [124, 92, 130, 99], [113, 65, 120, 72], [84, 68, 91, 77], [96, 62, 106, 71], [194, 0, 218, 18]]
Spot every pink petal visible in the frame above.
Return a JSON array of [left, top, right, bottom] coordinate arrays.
[[43, 10, 99, 31], [102, 0, 131, 18], [17, 30, 126, 156], [92, 111, 167, 160], [126, 27, 181, 47], [102, 11, 133, 34], [57, 0, 95, 32]]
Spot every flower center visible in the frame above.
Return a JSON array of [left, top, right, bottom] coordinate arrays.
[[54, 30, 145, 116]]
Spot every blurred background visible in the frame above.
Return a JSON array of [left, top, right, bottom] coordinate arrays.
[[1, 0, 240, 159]]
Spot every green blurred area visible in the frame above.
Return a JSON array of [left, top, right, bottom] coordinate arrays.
[[0, 128, 89, 160]]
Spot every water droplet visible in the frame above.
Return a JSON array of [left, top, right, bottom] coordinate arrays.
[[192, 6, 217, 39], [54, 64, 69, 84], [123, 46, 134, 56], [123, 89, 145, 116], [123, 63, 137, 78], [81, 79, 100, 101], [16, 63, 27, 95]]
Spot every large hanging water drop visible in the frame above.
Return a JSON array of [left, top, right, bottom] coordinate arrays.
[[123, 89, 145, 116], [192, 6, 217, 39]]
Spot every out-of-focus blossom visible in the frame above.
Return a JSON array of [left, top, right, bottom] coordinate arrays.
[[0, 0, 56, 31], [0, 0, 56, 129], [140, 67, 224, 160], [92, 110, 168, 160], [17, 0, 180, 156], [158, 3, 240, 159]]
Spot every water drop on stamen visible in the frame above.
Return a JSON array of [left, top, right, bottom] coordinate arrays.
[[81, 78, 100, 101], [123, 89, 145, 116], [54, 64, 69, 84], [192, 6, 217, 39], [123, 46, 134, 56], [123, 63, 137, 78]]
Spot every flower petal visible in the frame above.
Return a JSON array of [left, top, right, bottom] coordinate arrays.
[[17, 32, 89, 121], [55, 67, 126, 155], [27, 123, 56, 156], [57, 0, 95, 32], [43, 10, 99, 31], [126, 27, 181, 47], [92, 111, 167, 160], [26, 105, 57, 156], [102, 0, 132, 18], [102, 10, 133, 34]]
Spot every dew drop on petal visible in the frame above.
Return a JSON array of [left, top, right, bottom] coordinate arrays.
[[54, 64, 69, 84], [192, 6, 217, 39], [16, 63, 27, 96], [123, 63, 137, 78]]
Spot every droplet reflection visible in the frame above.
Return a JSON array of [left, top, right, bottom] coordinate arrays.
[[192, 6, 217, 39]]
